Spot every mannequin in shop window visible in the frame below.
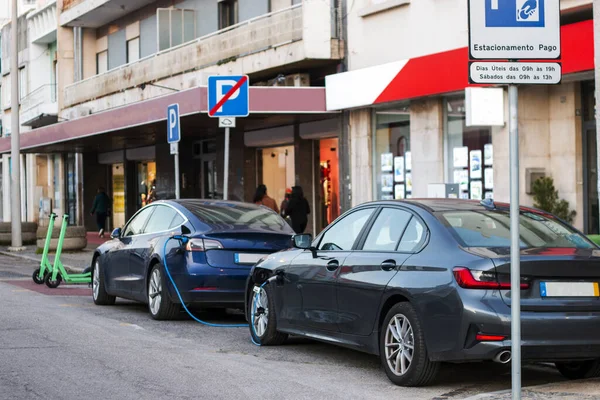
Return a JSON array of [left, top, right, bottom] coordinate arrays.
[[286, 186, 311, 234], [253, 184, 279, 214]]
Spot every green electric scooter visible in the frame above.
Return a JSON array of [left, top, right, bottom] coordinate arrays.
[[44, 214, 92, 288], [32, 213, 58, 284]]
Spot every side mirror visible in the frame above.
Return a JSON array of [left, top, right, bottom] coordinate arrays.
[[293, 234, 313, 250], [111, 227, 122, 239]]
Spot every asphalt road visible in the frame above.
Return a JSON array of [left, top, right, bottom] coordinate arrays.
[[0, 254, 567, 400]]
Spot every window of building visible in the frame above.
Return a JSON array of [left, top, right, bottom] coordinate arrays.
[[373, 105, 411, 201], [18, 67, 27, 101], [157, 8, 196, 52], [127, 37, 140, 63], [96, 50, 108, 74], [444, 96, 493, 200], [219, 0, 239, 29]]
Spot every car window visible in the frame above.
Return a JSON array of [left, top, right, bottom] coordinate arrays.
[[169, 213, 185, 229], [123, 206, 155, 236], [318, 208, 375, 251], [144, 205, 178, 234], [362, 208, 412, 251], [397, 217, 426, 252], [437, 210, 594, 249]]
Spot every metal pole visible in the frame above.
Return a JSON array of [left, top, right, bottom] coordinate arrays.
[[174, 149, 180, 199], [594, 0, 600, 234], [10, 0, 23, 249], [508, 84, 521, 400], [223, 127, 230, 200]]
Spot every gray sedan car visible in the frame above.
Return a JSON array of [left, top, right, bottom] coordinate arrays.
[[245, 199, 600, 386]]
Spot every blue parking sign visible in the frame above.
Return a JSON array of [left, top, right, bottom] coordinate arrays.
[[167, 103, 180, 143], [485, 0, 545, 28], [207, 75, 249, 118]]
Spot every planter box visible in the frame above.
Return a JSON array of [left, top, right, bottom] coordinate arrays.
[[0, 222, 38, 245], [36, 225, 87, 251]]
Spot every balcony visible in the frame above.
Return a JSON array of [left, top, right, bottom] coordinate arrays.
[[21, 84, 59, 128], [28, 1, 57, 44], [60, 0, 157, 28], [63, 1, 342, 110]]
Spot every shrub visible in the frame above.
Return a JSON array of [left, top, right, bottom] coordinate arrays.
[[532, 177, 576, 224]]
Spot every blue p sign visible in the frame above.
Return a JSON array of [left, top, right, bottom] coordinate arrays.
[[167, 104, 180, 143]]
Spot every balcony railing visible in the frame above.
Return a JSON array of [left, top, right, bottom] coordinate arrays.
[[21, 84, 57, 113], [63, 3, 314, 108]]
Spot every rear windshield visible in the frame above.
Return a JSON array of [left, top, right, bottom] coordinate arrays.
[[437, 210, 594, 249], [185, 202, 291, 232]]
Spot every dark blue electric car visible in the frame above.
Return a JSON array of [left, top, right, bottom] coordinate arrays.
[[91, 199, 294, 320]]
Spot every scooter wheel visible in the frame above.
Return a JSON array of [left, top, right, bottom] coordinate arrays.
[[32, 269, 46, 285], [45, 273, 62, 288]]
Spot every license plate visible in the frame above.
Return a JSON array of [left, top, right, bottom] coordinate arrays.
[[540, 282, 600, 297], [234, 253, 265, 265]]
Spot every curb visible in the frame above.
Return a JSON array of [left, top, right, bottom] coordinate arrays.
[[462, 378, 600, 400], [0, 250, 85, 273]]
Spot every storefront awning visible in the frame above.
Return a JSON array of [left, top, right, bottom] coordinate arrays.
[[0, 86, 331, 154], [325, 19, 594, 110]]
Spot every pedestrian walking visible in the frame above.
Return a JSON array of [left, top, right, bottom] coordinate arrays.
[[286, 186, 310, 234], [253, 184, 279, 214], [90, 187, 111, 238], [280, 188, 292, 217]]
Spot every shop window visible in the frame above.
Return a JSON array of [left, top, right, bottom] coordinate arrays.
[[445, 96, 493, 200], [219, 0, 239, 29], [96, 50, 108, 74], [137, 161, 157, 209], [374, 106, 412, 200]]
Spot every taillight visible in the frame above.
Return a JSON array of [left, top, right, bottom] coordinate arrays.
[[453, 267, 530, 290], [185, 239, 223, 252], [475, 334, 506, 342]]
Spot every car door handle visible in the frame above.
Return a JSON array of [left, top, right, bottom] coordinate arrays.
[[381, 260, 397, 271], [326, 260, 340, 271]]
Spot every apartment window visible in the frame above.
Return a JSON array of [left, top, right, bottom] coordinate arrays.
[[18, 67, 27, 101], [97, 50, 108, 74], [127, 38, 140, 63], [219, 0, 239, 29], [157, 8, 196, 52]]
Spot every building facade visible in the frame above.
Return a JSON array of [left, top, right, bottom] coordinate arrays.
[[0, 0, 346, 236], [325, 0, 597, 233]]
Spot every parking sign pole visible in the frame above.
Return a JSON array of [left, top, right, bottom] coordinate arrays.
[[223, 127, 230, 200], [508, 84, 521, 400], [174, 145, 180, 199]]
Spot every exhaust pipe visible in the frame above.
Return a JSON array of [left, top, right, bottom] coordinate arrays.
[[493, 350, 512, 364]]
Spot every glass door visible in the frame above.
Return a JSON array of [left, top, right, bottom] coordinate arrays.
[[111, 163, 126, 229]]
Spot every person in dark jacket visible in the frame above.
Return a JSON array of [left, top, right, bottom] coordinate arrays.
[[90, 187, 111, 238], [285, 186, 310, 234]]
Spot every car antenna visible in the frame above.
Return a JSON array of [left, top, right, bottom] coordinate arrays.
[[480, 198, 496, 210]]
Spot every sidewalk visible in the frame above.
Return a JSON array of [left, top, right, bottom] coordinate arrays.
[[0, 232, 106, 272], [466, 378, 600, 399]]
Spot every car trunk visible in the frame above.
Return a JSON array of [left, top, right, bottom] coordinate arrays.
[[202, 230, 292, 269], [492, 248, 600, 312]]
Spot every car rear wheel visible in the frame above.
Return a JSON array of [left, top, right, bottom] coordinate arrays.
[[556, 360, 600, 379], [92, 260, 116, 305], [380, 302, 439, 387], [248, 283, 287, 345], [148, 265, 180, 320]]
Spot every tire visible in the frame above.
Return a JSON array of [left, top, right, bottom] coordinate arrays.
[[379, 302, 439, 387], [556, 360, 600, 380], [248, 283, 288, 346], [148, 264, 180, 320], [32, 268, 47, 285], [92, 259, 116, 306], [44, 272, 62, 289]]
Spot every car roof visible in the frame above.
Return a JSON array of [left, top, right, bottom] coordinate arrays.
[[371, 198, 548, 215], [168, 199, 263, 209]]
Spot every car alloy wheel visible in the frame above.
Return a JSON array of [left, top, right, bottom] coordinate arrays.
[[149, 268, 162, 316], [92, 261, 100, 301], [385, 314, 415, 376], [252, 286, 269, 337]]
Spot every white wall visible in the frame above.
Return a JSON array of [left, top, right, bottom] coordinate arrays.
[[347, 0, 592, 71]]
